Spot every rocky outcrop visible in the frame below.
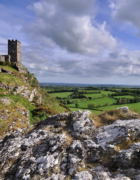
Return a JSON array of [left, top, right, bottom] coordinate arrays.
[[13, 86, 27, 95], [14, 62, 27, 73], [0, 96, 13, 105], [0, 84, 42, 105], [0, 68, 12, 74], [1, 110, 140, 180], [96, 119, 140, 146], [0, 82, 15, 91], [21, 88, 42, 104], [117, 106, 130, 113], [0, 97, 30, 137]]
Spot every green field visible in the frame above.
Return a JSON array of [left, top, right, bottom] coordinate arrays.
[[0, 94, 35, 110], [50, 92, 73, 98], [114, 95, 134, 99], [69, 107, 103, 115], [84, 93, 103, 98], [43, 87, 140, 115], [99, 102, 140, 113], [69, 101, 140, 115], [100, 91, 115, 95], [67, 97, 116, 109]]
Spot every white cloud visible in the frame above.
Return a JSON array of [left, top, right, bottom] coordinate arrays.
[[109, 0, 140, 36], [1, 0, 140, 84], [109, 2, 116, 9], [25, 0, 117, 55]]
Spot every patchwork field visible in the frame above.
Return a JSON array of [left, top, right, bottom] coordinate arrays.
[[50, 92, 73, 98], [45, 86, 140, 115], [67, 97, 116, 108], [114, 95, 134, 99], [99, 102, 140, 113]]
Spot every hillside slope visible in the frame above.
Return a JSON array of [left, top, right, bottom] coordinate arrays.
[[0, 63, 69, 136]]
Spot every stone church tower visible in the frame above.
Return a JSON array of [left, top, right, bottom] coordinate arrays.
[[8, 40, 21, 63]]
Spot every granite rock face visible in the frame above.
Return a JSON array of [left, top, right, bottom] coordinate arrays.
[[0, 110, 140, 180]]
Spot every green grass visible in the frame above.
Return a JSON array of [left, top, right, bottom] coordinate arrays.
[[0, 74, 26, 86], [40, 88, 69, 113], [83, 91, 115, 99], [0, 101, 30, 135], [50, 92, 73, 98], [69, 98, 88, 103], [79, 90, 100, 93], [0, 65, 16, 72], [114, 95, 134, 99], [69, 107, 102, 115], [67, 97, 116, 109], [0, 94, 35, 110], [69, 101, 140, 115], [84, 93, 103, 98], [100, 91, 116, 95], [99, 102, 140, 113], [0, 89, 7, 92]]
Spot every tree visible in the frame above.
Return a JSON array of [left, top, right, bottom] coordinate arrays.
[[75, 103, 79, 108], [105, 102, 109, 106], [88, 103, 96, 109], [102, 94, 106, 97], [121, 98, 127, 104]]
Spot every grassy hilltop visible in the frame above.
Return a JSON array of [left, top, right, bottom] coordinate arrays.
[[0, 63, 69, 136]]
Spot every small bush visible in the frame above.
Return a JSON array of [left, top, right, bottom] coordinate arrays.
[[88, 103, 96, 109]]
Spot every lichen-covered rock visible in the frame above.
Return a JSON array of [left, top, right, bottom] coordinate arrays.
[[1, 110, 140, 180], [96, 119, 140, 147], [0, 96, 13, 105], [13, 86, 26, 95], [114, 174, 131, 180], [20, 88, 42, 104], [16, 108, 29, 121], [51, 112, 69, 121], [47, 174, 65, 180], [112, 143, 140, 169], [117, 106, 129, 113], [71, 110, 95, 139], [0, 82, 7, 89], [73, 171, 93, 180], [21, 89, 31, 98], [0, 113, 8, 120]]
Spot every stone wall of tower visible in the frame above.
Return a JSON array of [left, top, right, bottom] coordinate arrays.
[[0, 55, 11, 62], [8, 40, 21, 63], [0, 55, 5, 62]]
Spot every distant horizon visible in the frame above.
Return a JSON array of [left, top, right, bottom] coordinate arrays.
[[39, 82, 140, 87]]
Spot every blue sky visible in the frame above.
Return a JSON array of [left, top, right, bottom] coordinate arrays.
[[1, 0, 140, 85]]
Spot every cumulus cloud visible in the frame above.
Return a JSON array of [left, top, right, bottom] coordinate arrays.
[[1, 0, 140, 84], [25, 0, 117, 55], [109, 0, 140, 36], [22, 45, 140, 79], [93, 50, 140, 77]]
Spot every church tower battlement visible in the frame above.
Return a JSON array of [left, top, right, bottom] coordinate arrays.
[[0, 39, 22, 63], [8, 39, 21, 63]]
